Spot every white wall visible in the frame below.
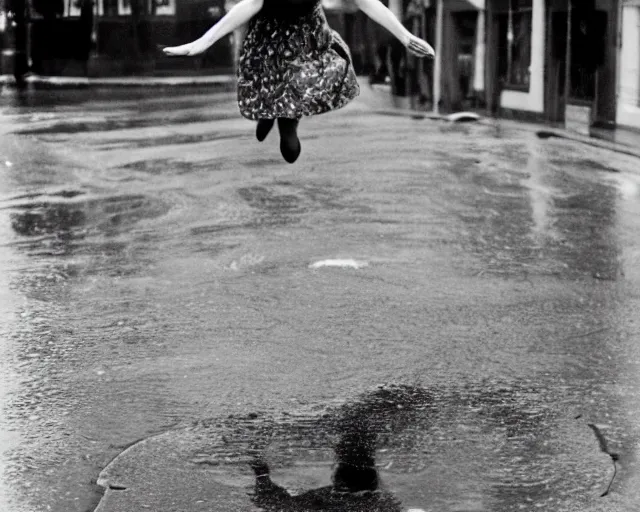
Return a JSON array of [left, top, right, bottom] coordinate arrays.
[[500, 0, 545, 113], [473, 9, 485, 92], [617, 5, 640, 129]]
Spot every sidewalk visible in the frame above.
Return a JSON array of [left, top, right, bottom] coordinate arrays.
[[0, 73, 237, 90], [360, 83, 640, 161]]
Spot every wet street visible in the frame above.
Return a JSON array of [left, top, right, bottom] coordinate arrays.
[[1, 86, 640, 512]]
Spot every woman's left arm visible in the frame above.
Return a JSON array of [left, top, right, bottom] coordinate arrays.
[[353, 0, 434, 58]]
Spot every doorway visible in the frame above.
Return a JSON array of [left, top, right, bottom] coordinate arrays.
[[544, 0, 616, 126]]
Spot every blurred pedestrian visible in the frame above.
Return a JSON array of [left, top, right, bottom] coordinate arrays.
[[164, 0, 434, 164]]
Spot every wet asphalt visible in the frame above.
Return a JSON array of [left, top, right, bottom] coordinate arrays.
[[1, 85, 640, 512]]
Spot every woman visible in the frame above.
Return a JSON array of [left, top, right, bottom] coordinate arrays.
[[164, 0, 434, 164]]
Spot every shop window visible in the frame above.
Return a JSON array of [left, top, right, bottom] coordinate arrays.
[[65, 0, 82, 17], [569, 3, 606, 102], [153, 0, 175, 16], [496, 0, 532, 90], [32, 0, 64, 18], [117, 0, 174, 16], [102, 0, 118, 16]]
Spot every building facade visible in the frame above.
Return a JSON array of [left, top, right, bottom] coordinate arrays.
[[484, 0, 620, 131], [484, 0, 543, 115], [0, 0, 368, 77], [432, 0, 486, 112], [618, 0, 640, 129]]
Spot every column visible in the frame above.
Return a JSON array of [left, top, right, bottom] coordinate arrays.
[[433, 0, 443, 113], [619, 5, 640, 107], [473, 9, 485, 93]]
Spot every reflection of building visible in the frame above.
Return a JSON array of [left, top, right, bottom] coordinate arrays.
[[484, 0, 619, 131], [617, 1, 640, 130]]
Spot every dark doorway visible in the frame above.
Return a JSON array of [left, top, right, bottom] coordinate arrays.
[[545, 4, 568, 123], [544, 0, 617, 126], [440, 9, 478, 112]]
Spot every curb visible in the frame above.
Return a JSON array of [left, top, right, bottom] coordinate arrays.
[[481, 118, 640, 160], [361, 83, 640, 160], [532, 127, 640, 160], [0, 74, 237, 90], [371, 103, 640, 160]]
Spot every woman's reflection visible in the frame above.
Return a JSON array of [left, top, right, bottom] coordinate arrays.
[[249, 413, 402, 511]]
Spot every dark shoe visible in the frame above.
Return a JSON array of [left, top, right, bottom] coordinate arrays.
[[250, 457, 270, 477], [277, 118, 301, 164], [256, 119, 275, 142]]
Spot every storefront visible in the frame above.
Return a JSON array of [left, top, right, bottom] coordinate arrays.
[[485, 0, 618, 130], [4, 0, 231, 76], [544, 0, 618, 130], [617, 0, 640, 129], [485, 0, 545, 116], [432, 0, 485, 112]]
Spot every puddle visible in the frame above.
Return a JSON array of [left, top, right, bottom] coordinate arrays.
[[99, 131, 245, 150], [12, 112, 239, 135], [97, 383, 613, 512], [4, 193, 171, 265]]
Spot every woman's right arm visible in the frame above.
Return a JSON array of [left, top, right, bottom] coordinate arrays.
[[164, 0, 263, 56], [354, 0, 434, 58]]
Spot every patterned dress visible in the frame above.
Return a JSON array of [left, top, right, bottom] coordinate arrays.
[[237, 0, 360, 120]]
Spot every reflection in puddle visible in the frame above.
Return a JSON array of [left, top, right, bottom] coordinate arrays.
[[5, 192, 170, 259], [453, 134, 624, 281], [97, 383, 613, 512], [523, 139, 559, 241]]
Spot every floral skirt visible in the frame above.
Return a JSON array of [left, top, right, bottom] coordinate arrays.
[[237, 3, 360, 120]]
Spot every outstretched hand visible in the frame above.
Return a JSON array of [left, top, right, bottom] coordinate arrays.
[[163, 40, 210, 56], [405, 34, 435, 59]]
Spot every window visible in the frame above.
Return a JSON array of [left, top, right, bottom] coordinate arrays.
[[102, 0, 118, 16], [496, 0, 533, 90], [152, 0, 175, 16], [569, 3, 606, 102], [65, 0, 82, 17], [117, 0, 175, 16]]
